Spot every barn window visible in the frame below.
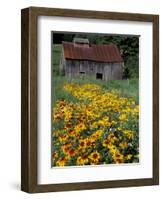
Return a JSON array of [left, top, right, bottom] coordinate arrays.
[[79, 71, 85, 74], [96, 73, 103, 80]]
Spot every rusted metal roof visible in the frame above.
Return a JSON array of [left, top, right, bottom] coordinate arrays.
[[62, 41, 123, 63]]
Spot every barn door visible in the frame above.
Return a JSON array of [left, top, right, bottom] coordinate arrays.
[[79, 61, 86, 75]]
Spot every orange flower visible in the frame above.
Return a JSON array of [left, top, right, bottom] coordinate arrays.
[[108, 133, 118, 143], [85, 138, 93, 148], [89, 151, 100, 164], [79, 139, 86, 149], [102, 139, 112, 148], [67, 149, 76, 157], [56, 157, 68, 167], [52, 152, 58, 158], [112, 152, 124, 164], [62, 144, 71, 154], [69, 129, 76, 136], [77, 155, 89, 165], [59, 134, 68, 143]]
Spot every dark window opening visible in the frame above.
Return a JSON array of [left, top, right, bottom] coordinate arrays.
[[79, 71, 85, 74], [96, 73, 103, 80]]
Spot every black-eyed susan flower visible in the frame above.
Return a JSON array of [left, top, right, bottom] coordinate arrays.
[[102, 139, 112, 148], [79, 139, 86, 149], [58, 134, 68, 143], [112, 152, 124, 164], [67, 148, 77, 157], [56, 157, 68, 167], [89, 151, 100, 164], [76, 155, 89, 165]]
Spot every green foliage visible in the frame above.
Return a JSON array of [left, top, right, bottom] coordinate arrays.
[[124, 54, 139, 78], [52, 44, 62, 76]]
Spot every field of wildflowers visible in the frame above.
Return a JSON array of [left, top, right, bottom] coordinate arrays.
[[52, 82, 139, 167]]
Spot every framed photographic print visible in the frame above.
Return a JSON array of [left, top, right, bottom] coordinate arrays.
[[21, 7, 159, 193]]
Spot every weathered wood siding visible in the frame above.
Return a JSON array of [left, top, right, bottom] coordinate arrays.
[[104, 63, 112, 81], [65, 60, 79, 78], [111, 63, 123, 80], [62, 58, 123, 80]]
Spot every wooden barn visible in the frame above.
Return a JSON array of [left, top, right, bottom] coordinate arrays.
[[60, 38, 124, 81]]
